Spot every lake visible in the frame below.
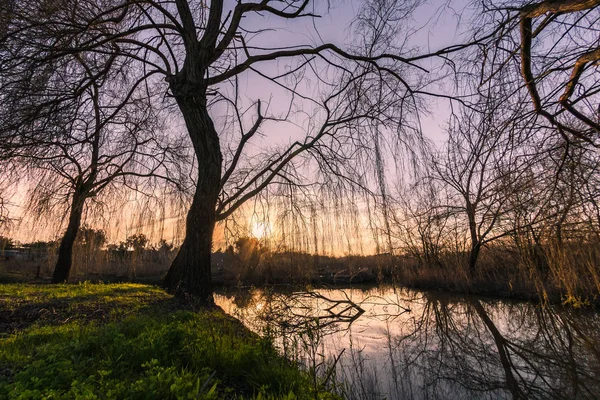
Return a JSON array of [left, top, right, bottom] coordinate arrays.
[[216, 286, 600, 399]]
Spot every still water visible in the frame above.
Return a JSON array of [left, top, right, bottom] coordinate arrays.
[[215, 286, 600, 400]]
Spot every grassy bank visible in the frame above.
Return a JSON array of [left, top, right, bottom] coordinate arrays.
[[4, 241, 598, 308], [0, 283, 337, 399]]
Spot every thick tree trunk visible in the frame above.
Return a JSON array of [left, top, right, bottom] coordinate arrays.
[[164, 91, 222, 304], [163, 186, 217, 302], [51, 190, 85, 283]]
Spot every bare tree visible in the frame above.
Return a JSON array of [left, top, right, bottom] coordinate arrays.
[[0, 20, 186, 282], [430, 95, 533, 275], [0, 1, 13, 36], [0, 0, 444, 301]]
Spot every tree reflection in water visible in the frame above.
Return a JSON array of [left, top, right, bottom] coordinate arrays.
[[215, 288, 600, 399]]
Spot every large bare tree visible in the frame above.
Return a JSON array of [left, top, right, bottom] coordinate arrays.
[[1, 0, 442, 302], [0, 0, 496, 302]]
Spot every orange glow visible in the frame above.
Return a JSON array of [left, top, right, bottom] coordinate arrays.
[[251, 220, 271, 239]]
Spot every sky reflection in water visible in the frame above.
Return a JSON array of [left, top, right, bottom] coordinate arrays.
[[216, 287, 600, 400]]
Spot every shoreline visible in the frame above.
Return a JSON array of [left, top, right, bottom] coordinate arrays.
[[0, 283, 337, 399], [2, 263, 597, 309]]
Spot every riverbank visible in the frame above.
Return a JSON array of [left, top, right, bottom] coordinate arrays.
[[219, 250, 600, 308], [3, 246, 598, 308], [0, 283, 337, 399]]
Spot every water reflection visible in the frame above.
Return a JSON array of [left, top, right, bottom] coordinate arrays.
[[215, 287, 600, 399]]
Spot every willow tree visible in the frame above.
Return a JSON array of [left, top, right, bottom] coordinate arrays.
[[476, 0, 600, 145], [1, 0, 445, 302], [0, 25, 184, 283]]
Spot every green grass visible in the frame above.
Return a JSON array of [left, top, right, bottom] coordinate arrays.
[[0, 283, 337, 399]]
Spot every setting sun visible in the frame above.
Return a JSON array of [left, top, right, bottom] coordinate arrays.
[[251, 221, 271, 239]]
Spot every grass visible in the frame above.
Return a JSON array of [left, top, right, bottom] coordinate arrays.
[[0, 282, 338, 399]]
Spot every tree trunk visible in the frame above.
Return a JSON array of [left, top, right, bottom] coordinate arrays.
[[51, 190, 85, 283], [467, 202, 480, 277], [468, 242, 482, 277], [164, 91, 222, 304]]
